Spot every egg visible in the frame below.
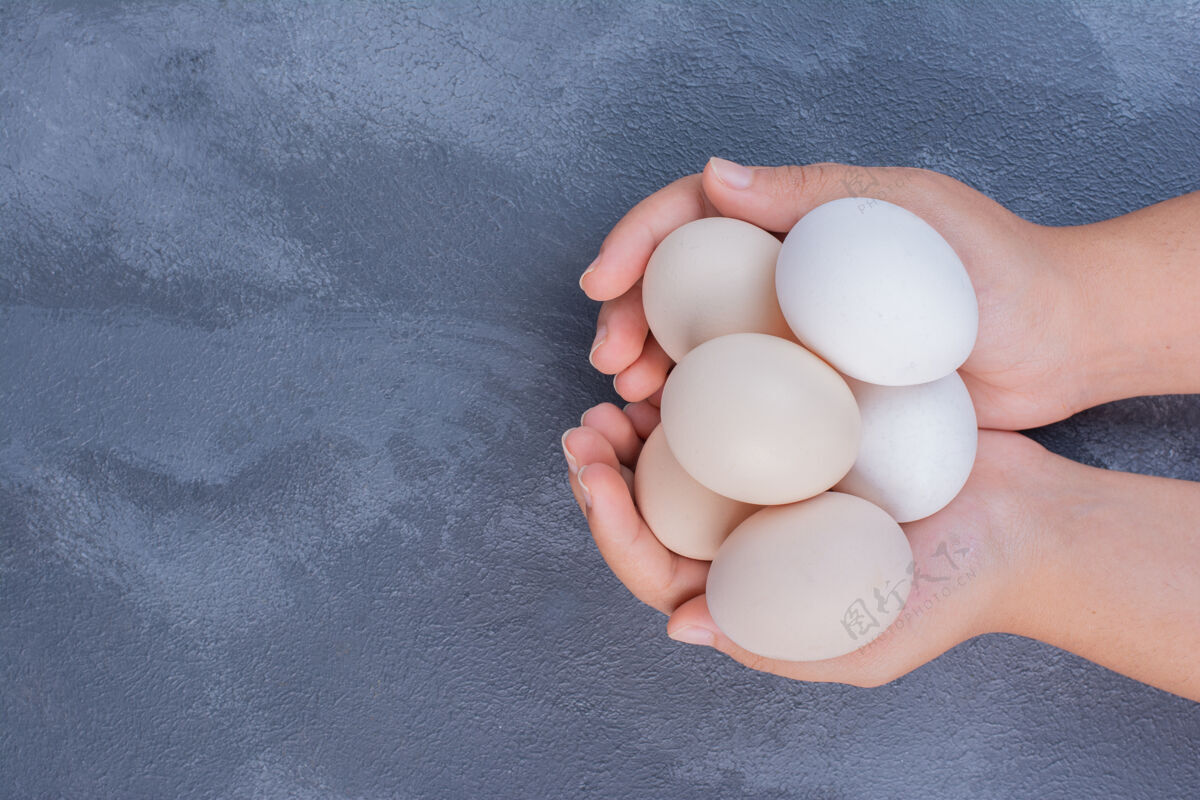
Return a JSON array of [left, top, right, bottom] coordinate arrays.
[[660, 332, 860, 505], [642, 217, 794, 362], [633, 425, 759, 560], [775, 197, 978, 386], [834, 372, 978, 522], [707, 492, 913, 662]]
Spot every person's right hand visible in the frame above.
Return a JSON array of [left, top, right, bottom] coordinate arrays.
[[565, 399, 1200, 699], [563, 402, 1051, 688], [579, 159, 1088, 430]]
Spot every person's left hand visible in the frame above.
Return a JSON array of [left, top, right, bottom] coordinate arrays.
[[579, 160, 1090, 430], [562, 403, 1047, 686]]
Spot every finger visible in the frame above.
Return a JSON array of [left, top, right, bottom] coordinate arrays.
[[702, 158, 917, 233], [563, 425, 622, 476], [645, 386, 664, 408], [562, 426, 622, 514], [666, 520, 993, 687], [619, 464, 635, 495], [578, 462, 709, 615], [667, 595, 791, 672], [666, 594, 891, 686], [564, 427, 636, 517], [579, 174, 717, 301], [562, 453, 588, 515], [622, 401, 661, 440], [589, 282, 650, 375], [702, 159, 1002, 251], [614, 334, 673, 403], [579, 402, 644, 468]]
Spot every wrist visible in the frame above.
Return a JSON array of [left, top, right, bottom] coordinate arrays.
[[958, 433, 1075, 638], [994, 447, 1126, 644], [1050, 202, 1200, 406], [996, 451, 1200, 699]]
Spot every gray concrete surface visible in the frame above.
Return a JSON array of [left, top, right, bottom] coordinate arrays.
[[2, 2, 1198, 797]]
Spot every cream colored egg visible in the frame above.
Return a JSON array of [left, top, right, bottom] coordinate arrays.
[[643, 217, 794, 363], [660, 333, 860, 505], [834, 372, 978, 522], [707, 492, 913, 662], [633, 425, 759, 560]]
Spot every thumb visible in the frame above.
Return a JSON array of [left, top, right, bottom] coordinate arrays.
[[665, 583, 977, 688], [702, 158, 921, 233], [666, 594, 818, 677]]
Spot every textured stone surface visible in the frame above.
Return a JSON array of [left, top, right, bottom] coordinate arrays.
[[2, 2, 1198, 797]]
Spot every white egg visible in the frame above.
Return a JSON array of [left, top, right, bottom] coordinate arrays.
[[660, 333, 860, 505], [775, 197, 978, 386], [834, 372, 978, 522], [633, 425, 759, 561], [707, 492, 913, 662], [643, 217, 794, 362]]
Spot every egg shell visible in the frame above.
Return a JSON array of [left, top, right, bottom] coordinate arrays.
[[707, 492, 913, 662], [775, 197, 978, 386], [660, 332, 860, 505], [643, 217, 793, 363], [834, 371, 978, 522], [633, 425, 759, 560]]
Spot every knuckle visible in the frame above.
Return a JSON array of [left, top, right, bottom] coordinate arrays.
[[776, 161, 843, 199], [778, 163, 815, 196]]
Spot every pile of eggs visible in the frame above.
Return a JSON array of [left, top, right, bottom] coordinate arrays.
[[633, 198, 979, 661]]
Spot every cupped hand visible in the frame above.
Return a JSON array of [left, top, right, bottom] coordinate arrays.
[[580, 159, 1086, 430], [562, 405, 1049, 687]]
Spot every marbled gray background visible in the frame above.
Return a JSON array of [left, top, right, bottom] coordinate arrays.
[[2, 2, 1198, 797]]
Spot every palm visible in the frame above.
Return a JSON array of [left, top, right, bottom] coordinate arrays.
[[922, 191, 1077, 430]]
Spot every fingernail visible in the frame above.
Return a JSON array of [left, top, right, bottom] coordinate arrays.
[[579, 257, 600, 291], [577, 465, 593, 510], [579, 409, 590, 427], [561, 429, 579, 474], [668, 625, 715, 647], [588, 324, 608, 367], [709, 157, 754, 190]]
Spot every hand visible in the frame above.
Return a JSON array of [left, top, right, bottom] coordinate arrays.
[[572, 172, 1200, 696], [579, 159, 1087, 430], [563, 404, 1047, 687]]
